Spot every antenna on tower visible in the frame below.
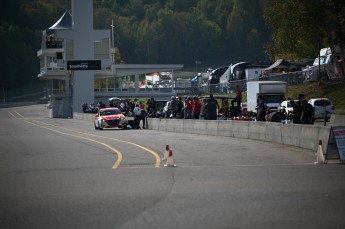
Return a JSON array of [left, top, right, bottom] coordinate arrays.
[[110, 20, 115, 48]]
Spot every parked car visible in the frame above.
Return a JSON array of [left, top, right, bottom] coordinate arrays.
[[308, 98, 334, 120], [94, 107, 128, 130]]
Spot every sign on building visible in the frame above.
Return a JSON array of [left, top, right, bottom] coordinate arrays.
[[67, 60, 101, 70]]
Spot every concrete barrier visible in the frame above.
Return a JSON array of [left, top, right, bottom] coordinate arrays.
[[265, 122, 282, 144], [147, 118, 334, 151], [193, 120, 208, 135], [167, 119, 182, 133], [232, 121, 249, 139], [217, 120, 233, 137], [299, 125, 321, 150], [73, 112, 342, 152], [281, 124, 302, 147], [248, 122, 266, 141], [204, 120, 219, 136]]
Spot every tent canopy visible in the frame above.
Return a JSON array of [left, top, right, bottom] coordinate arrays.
[[49, 11, 72, 30], [264, 59, 291, 71]]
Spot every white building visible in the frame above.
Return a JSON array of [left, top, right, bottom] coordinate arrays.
[[37, 0, 183, 117]]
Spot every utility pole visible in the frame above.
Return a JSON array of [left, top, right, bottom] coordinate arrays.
[[2, 87, 5, 103]]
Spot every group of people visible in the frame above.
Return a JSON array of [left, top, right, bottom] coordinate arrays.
[[84, 89, 317, 128], [89, 87, 317, 128], [287, 94, 314, 124], [82, 101, 106, 113], [164, 94, 220, 120], [133, 98, 158, 129], [255, 93, 315, 124], [109, 98, 137, 116]]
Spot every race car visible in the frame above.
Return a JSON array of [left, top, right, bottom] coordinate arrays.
[[94, 107, 128, 130]]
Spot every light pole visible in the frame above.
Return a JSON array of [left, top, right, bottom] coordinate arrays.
[[110, 20, 115, 48], [195, 60, 201, 75], [2, 87, 5, 103]]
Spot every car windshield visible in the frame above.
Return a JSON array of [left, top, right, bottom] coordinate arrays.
[[100, 109, 121, 116], [266, 95, 285, 103]]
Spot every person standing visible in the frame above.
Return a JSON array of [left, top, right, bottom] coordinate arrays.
[[184, 97, 193, 119], [148, 97, 157, 117], [146, 98, 152, 117], [300, 100, 314, 124], [255, 95, 266, 121], [170, 96, 178, 118], [192, 96, 202, 119], [177, 97, 184, 118], [231, 85, 242, 108], [289, 100, 300, 124], [139, 101, 146, 129], [209, 94, 219, 110], [133, 104, 142, 129], [204, 98, 217, 120], [297, 94, 305, 116], [200, 98, 207, 120]]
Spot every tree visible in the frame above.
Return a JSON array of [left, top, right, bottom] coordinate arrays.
[[263, 0, 345, 60]]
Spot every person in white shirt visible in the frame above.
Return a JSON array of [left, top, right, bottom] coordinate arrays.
[[133, 104, 142, 129]]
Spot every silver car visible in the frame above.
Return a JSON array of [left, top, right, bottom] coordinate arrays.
[[308, 98, 334, 120]]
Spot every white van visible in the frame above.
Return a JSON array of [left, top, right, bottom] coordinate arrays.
[[308, 98, 334, 120]]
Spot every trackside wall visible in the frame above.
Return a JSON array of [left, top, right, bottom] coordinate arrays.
[[147, 118, 331, 152], [73, 112, 338, 153]]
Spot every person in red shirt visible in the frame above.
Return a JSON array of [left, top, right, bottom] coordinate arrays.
[[231, 85, 242, 108], [192, 97, 202, 119], [139, 101, 146, 129], [231, 85, 242, 115]]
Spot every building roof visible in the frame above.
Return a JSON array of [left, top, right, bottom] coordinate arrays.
[[49, 11, 72, 30], [264, 59, 291, 71]]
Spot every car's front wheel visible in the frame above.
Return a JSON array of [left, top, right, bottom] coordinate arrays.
[[98, 121, 103, 130]]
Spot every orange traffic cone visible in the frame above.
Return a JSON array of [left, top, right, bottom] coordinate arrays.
[[162, 145, 169, 161], [164, 149, 176, 167], [315, 140, 326, 164]]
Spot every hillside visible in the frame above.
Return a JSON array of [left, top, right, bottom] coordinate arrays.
[[239, 81, 345, 114], [286, 82, 345, 113]]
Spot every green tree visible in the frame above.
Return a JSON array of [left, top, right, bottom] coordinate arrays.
[[263, 0, 345, 60]]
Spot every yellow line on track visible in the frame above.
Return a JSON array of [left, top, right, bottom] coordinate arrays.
[[32, 118, 161, 168], [10, 110, 161, 168], [9, 111, 122, 169]]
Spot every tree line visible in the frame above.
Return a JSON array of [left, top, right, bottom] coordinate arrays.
[[1, 0, 344, 89]]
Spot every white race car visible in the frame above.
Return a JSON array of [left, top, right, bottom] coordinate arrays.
[[94, 107, 128, 130]]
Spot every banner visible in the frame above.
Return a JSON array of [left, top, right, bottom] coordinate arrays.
[[67, 60, 101, 70]]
